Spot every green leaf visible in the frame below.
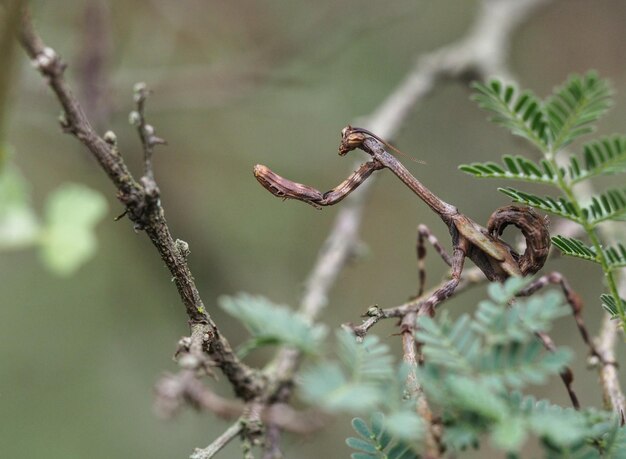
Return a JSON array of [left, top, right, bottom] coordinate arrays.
[[568, 135, 626, 184], [459, 155, 557, 185], [352, 417, 374, 440], [509, 393, 596, 449], [474, 291, 569, 345], [0, 164, 40, 250], [472, 80, 548, 150], [443, 425, 480, 451], [528, 408, 589, 446], [347, 414, 419, 459], [554, 237, 626, 273], [499, 187, 580, 222], [299, 331, 392, 413], [416, 314, 477, 374], [300, 361, 381, 412], [346, 437, 379, 454], [371, 412, 390, 447], [40, 183, 107, 275], [446, 376, 508, 420], [351, 454, 376, 459], [384, 411, 424, 441], [545, 72, 612, 151], [602, 242, 626, 270], [582, 188, 626, 225], [551, 235, 598, 263], [487, 276, 534, 304], [219, 293, 327, 354], [337, 331, 394, 383], [600, 294, 625, 319], [491, 416, 527, 451], [601, 422, 626, 459]]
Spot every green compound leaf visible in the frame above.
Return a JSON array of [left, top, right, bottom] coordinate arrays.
[[472, 80, 549, 150], [602, 243, 626, 270], [299, 331, 393, 413], [300, 361, 381, 412], [347, 413, 420, 459], [551, 235, 598, 263], [600, 422, 626, 459], [545, 71, 612, 151], [40, 183, 107, 276], [219, 293, 327, 355], [568, 135, 626, 184], [474, 290, 569, 345], [582, 188, 626, 225], [490, 416, 527, 452], [459, 155, 558, 185], [498, 187, 580, 222], [600, 294, 626, 319]]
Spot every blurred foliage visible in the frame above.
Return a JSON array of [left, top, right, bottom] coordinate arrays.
[[347, 413, 420, 459], [219, 293, 327, 356], [218, 277, 619, 456], [40, 182, 108, 275], [0, 153, 107, 275]]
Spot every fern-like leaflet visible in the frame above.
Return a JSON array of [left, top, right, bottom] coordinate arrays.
[[347, 413, 420, 459]]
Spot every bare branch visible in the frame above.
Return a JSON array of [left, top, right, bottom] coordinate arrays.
[[595, 313, 625, 422], [401, 312, 441, 458], [18, 9, 262, 400], [191, 419, 243, 459]]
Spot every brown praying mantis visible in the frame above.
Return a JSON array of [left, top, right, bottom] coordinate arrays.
[[254, 126, 604, 407]]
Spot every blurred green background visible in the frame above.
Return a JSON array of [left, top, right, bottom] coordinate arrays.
[[2, 0, 626, 457]]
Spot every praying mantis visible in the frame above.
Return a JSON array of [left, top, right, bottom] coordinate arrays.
[[254, 126, 551, 304], [254, 126, 602, 407]]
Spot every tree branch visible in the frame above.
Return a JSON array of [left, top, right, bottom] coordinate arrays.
[[18, 9, 262, 401], [190, 419, 243, 459]]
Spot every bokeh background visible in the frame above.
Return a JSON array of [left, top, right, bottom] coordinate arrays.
[[2, 0, 626, 457]]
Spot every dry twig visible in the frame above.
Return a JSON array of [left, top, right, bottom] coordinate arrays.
[[17, 10, 262, 401]]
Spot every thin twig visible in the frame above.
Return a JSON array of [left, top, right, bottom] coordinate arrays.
[[130, 82, 166, 182], [595, 312, 625, 422], [191, 419, 243, 459], [401, 312, 441, 458], [18, 9, 261, 400]]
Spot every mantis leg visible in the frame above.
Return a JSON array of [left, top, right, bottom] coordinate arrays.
[[535, 331, 580, 409], [517, 272, 604, 362], [416, 224, 453, 298], [419, 241, 467, 315]]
